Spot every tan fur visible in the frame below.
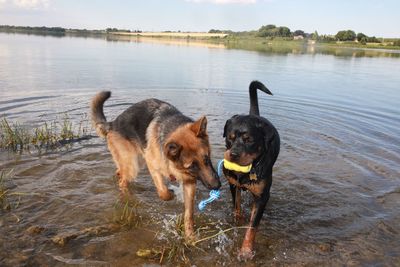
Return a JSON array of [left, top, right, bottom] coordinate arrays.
[[96, 106, 216, 240], [90, 91, 111, 138], [107, 131, 142, 187]]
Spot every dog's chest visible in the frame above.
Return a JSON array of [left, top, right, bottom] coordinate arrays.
[[225, 170, 265, 196]]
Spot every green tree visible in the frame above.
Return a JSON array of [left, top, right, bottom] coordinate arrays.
[[293, 30, 305, 37], [336, 30, 356, 41], [311, 30, 319, 40], [367, 36, 380, 43], [258, 24, 291, 37], [257, 24, 277, 37], [357, 32, 367, 41], [278, 26, 291, 37], [393, 39, 400, 46]]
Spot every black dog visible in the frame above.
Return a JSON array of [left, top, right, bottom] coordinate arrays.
[[223, 80, 280, 260]]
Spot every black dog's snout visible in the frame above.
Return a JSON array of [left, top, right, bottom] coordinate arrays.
[[230, 151, 240, 160]]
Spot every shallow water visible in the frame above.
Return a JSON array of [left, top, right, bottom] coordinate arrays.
[[0, 33, 400, 266]]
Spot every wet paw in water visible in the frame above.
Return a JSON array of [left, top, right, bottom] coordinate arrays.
[[237, 247, 255, 261]]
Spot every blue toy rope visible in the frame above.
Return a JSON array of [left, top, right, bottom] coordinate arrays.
[[217, 159, 224, 177], [198, 159, 224, 211], [198, 189, 220, 211]]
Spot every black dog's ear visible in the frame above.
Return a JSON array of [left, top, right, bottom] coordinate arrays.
[[223, 119, 231, 138], [263, 129, 280, 167], [165, 142, 182, 161], [223, 115, 238, 137]]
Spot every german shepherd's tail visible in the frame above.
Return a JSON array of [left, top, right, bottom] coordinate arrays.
[[91, 91, 111, 138], [249, 80, 273, 116]]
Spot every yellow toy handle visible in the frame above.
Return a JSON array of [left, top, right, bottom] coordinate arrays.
[[223, 159, 252, 173]]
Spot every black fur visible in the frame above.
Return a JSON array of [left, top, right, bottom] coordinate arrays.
[[222, 80, 280, 256], [94, 96, 193, 148]]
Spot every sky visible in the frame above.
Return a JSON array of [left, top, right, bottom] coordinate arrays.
[[0, 0, 399, 37]]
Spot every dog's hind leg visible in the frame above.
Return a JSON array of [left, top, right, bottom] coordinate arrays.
[[107, 131, 140, 188]]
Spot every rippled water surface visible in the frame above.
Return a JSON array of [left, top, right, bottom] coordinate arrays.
[[0, 33, 400, 266]]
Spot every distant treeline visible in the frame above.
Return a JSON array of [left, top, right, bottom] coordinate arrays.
[[0, 25, 66, 35], [1, 24, 399, 47], [210, 24, 400, 46], [0, 25, 141, 36]]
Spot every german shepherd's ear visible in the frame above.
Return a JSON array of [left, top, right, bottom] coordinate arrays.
[[191, 116, 207, 137], [165, 142, 182, 161]]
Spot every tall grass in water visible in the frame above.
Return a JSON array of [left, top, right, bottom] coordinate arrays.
[[113, 199, 143, 228], [0, 170, 16, 211], [0, 114, 90, 152]]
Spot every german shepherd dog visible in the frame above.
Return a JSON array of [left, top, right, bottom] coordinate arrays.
[[222, 81, 280, 260], [91, 92, 221, 240]]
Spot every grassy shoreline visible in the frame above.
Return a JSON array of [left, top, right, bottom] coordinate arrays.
[[1, 27, 399, 54]]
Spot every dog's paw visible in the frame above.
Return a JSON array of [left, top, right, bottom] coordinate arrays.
[[159, 189, 175, 201], [184, 232, 198, 245], [118, 179, 129, 189], [237, 247, 255, 261], [234, 212, 246, 224]]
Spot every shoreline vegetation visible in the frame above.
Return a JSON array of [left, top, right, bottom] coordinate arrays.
[[0, 115, 91, 152], [1, 24, 399, 53]]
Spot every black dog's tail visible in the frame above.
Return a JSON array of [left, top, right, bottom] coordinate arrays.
[[91, 91, 111, 138], [249, 80, 273, 116]]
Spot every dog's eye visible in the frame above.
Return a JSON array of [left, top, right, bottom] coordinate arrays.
[[242, 133, 252, 144], [185, 161, 198, 171], [203, 155, 211, 165], [228, 134, 235, 141], [243, 136, 253, 144]]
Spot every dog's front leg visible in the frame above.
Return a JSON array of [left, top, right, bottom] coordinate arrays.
[[239, 192, 269, 260], [149, 171, 174, 201], [183, 181, 196, 241], [229, 183, 243, 222]]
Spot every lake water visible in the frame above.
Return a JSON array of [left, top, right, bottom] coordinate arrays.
[[0, 33, 399, 266]]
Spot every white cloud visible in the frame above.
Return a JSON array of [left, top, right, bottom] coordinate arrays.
[[0, 0, 7, 9], [12, 0, 49, 9], [186, 0, 257, 4]]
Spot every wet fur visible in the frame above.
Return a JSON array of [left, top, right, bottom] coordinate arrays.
[[91, 92, 220, 239], [223, 81, 280, 260]]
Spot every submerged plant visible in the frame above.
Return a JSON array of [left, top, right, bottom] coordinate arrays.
[[137, 214, 247, 265], [0, 169, 17, 211], [113, 199, 143, 228]]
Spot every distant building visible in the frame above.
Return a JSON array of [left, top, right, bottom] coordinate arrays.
[[294, 35, 304, 40]]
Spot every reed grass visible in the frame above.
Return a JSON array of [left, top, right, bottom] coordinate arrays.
[[112, 199, 143, 229], [0, 170, 13, 211], [0, 114, 90, 152], [136, 214, 250, 264]]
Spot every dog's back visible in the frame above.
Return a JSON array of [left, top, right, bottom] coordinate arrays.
[[91, 93, 192, 147]]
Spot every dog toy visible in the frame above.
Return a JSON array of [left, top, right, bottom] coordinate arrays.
[[198, 160, 224, 211], [222, 159, 252, 173], [198, 189, 220, 211], [198, 159, 252, 211]]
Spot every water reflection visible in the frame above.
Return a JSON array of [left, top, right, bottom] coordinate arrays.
[[0, 32, 399, 266]]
